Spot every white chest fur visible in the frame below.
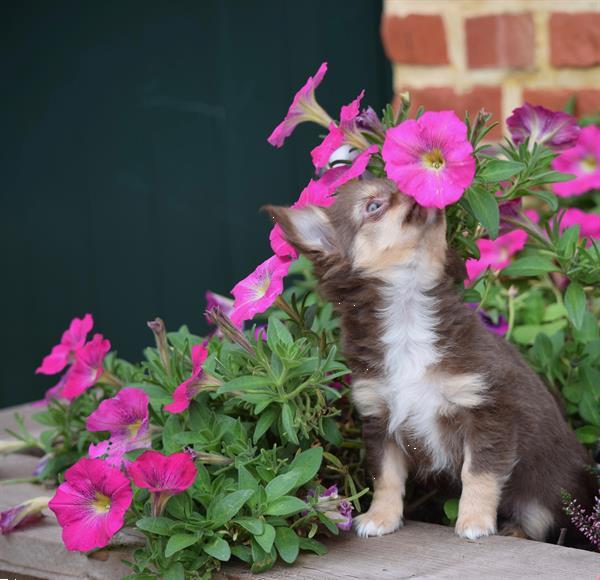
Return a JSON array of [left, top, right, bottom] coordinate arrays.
[[352, 265, 486, 473]]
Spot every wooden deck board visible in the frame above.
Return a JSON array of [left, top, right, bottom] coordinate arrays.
[[1, 404, 598, 579]]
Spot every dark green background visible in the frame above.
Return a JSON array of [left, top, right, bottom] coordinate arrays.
[[0, 1, 391, 407]]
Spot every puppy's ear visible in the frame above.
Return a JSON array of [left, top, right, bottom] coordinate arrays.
[[263, 204, 336, 257]]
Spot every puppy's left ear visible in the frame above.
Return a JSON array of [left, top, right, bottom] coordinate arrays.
[[263, 204, 337, 257]]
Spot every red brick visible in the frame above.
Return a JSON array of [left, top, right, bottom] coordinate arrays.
[[396, 86, 503, 139], [381, 14, 449, 65], [550, 13, 600, 67], [466, 13, 534, 69], [523, 89, 600, 116]]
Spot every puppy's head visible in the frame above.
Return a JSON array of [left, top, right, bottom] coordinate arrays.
[[265, 178, 447, 277]]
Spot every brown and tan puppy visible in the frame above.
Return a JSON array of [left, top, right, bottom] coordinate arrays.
[[267, 178, 595, 541]]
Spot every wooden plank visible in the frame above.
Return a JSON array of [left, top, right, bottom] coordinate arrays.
[[1, 404, 598, 580]]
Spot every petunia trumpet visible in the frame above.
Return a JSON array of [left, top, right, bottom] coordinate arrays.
[[164, 342, 209, 414]]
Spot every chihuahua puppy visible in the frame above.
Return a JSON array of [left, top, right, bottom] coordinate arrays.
[[267, 178, 595, 541]]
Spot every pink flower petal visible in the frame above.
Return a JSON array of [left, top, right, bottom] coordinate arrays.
[[61, 334, 111, 400], [311, 123, 345, 169], [128, 451, 197, 494]]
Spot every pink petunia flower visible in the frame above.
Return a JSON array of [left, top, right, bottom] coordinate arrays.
[[268, 62, 331, 148], [0, 497, 50, 534], [465, 229, 528, 282], [128, 450, 197, 516], [320, 144, 379, 191], [552, 126, 600, 197], [36, 314, 93, 375], [382, 111, 476, 209], [311, 485, 353, 531], [48, 458, 133, 551], [205, 291, 234, 320], [311, 90, 367, 169], [164, 341, 209, 414], [60, 334, 111, 401], [86, 388, 151, 466], [559, 207, 600, 244], [229, 255, 291, 326], [507, 103, 580, 151]]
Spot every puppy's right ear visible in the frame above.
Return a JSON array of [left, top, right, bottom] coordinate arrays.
[[263, 204, 337, 257]]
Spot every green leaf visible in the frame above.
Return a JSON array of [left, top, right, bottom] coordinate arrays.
[[264, 495, 307, 516], [543, 303, 567, 322], [322, 417, 343, 445], [253, 407, 277, 444], [136, 517, 176, 536], [443, 498, 459, 522], [564, 282, 586, 330], [267, 316, 293, 350], [217, 375, 272, 395], [557, 225, 580, 258], [464, 187, 499, 239], [298, 537, 327, 556], [479, 159, 525, 182], [532, 333, 554, 367], [562, 384, 583, 404], [265, 469, 301, 502], [512, 320, 567, 345], [210, 489, 254, 527], [234, 517, 264, 536], [502, 256, 558, 277], [231, 544, 251, 563], [275, 527, 300, 563], [203, 536, 231, 561], [165, 533, 198, 558], [162, 563, 185, 580], [579, 391, 600, 427], [525, 188, 558, 211], [31, 412, 56, 426], [162, 414, 181, 454], [575, 425, 600, 444], [287, 446, 323, 486], [254, 523, 276, 553], [281, 404, 298, 445]]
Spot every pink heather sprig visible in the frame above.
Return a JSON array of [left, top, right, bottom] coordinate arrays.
[[563, 494, 600, 550]]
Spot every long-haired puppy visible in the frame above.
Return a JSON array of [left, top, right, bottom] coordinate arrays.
[[266, 178, 596, 542]]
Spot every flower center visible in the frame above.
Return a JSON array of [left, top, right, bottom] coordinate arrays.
[[128, 419, 142, 437], [252, 274, 271, 300], [580, 155, 597, 173], [422, 149, 445, 171], [92, 492, 111, 514]]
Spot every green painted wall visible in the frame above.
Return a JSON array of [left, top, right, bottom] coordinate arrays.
[[0, 0, 390, 406]]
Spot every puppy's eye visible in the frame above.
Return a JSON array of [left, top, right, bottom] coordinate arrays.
[[366, 200, 383, 213]]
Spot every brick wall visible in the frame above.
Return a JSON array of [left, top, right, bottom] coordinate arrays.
[[382, 0, 600, 138]]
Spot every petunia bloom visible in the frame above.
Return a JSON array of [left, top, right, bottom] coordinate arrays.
[[36, 314, 93, 375], [559, 207, 600, 245], [87, 387, 151, 466], [48, 457, 133, 551], [465, 229, 528, 283], [466, 303, 508, 336], [552, 125, 600, 197], [164, 342, 209, 414], [507, 103, 580, 151], [1, 497, 50, 534], [205, 291, 234, 321], [268, 62, 331, 148], [382, 111, 476, 209], [128, 450, 197, 516], [60, 334, 111, 401], [311, 90, 367, 169], [311, 485, 353, 531], [230, 255, 292, 326]]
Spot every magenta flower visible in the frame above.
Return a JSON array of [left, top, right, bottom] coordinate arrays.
[[507, 103, 580, 151], [1, 497, 50, 534], [356, 106, 384, 138], [320, 144, 379, 191], [60, 334, 111, 401], [205, 291, 234, 320], [382, 111, 475, 209], [310, 90, 367, 169], [466, 229, 528, 282], [312, 485, 353, 531], [164, 341, 209, 414], [268, 62, 331, 148], [36, 314, 93, 375], [48, 458, 133, 551], [552, 126, 600, 197], [230, 255, 291, 326], [128, 450, 197, 516], [466, 303, 508, 336], [559, 208, 600, 242], [87, 388, 151, 466]]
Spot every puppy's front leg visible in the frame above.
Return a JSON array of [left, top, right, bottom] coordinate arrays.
[[455, 446, 501, 540], [355, 436, 407, 538]]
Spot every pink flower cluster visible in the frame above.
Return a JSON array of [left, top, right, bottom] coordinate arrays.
[[36, 315, 111, 402], [48, 448, 197, 552]]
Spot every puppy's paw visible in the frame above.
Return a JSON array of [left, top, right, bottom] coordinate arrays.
[[455, 513, 497, 540], [354, 507, 404, 538]]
